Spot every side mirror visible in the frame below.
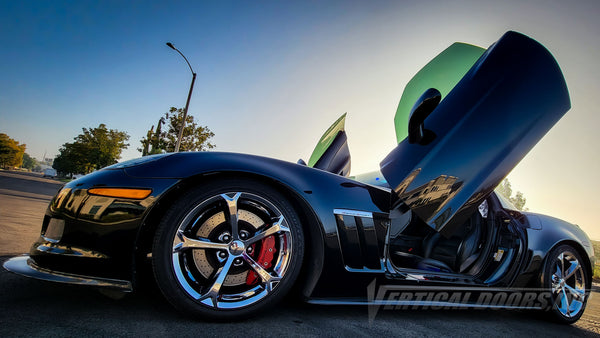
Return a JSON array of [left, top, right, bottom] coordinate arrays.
[[408, 88, 441, 145]]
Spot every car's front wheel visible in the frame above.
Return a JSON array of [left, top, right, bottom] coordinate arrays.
[[152, 179, 304, 320], [542, 244, 589, 324]]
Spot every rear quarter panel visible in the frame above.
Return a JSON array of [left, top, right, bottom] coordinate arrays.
[[515, 212, 594, 287]]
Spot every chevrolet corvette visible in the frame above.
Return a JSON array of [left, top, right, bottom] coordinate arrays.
[[4, 31, 594, 324]]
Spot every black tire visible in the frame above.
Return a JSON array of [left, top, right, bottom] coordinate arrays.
[[152, 178, 304, 320], [542, 244, 589, 324]]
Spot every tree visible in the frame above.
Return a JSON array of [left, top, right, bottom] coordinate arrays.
[[140, 117, 165, 156], [22, 153, 37, 170], [53, 124, 130, 175], [511, 191, 527, 211], [139, 107, 214, 155], [53, 142, 88, 175], [0, 133, 25, 168], [496, 178, 528, 211]]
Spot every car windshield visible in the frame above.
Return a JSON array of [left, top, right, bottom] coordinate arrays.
[[494, 190, 519, 211], [394, 43, 486, 143]]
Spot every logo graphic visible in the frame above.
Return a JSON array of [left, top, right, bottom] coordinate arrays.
[[366, 279, 576, 323]]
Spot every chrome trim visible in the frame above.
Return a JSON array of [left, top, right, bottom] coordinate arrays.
[[3, 255, 132, 291], [306, 298, 542, 310], [333, 209, 373, 218], [344, 259, 386, 273]]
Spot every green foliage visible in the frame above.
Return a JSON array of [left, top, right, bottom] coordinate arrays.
[[0, 133, 26, 168], [139, 107, 214, 155], [593, 240, 600, 281], [139, 117, 165, 156], [53, 124, 130, 175], [496, 178, 528, 211], [511, 191, 527, 211], [496, 179, 513, 202], [53, 142, 88, 175], [22, 153, 37, 170]]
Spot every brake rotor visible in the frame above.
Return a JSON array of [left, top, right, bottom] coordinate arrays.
[[193, 209, 264, 286]]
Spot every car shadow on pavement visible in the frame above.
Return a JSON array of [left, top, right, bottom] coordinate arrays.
[[1, 255, 597, 337]]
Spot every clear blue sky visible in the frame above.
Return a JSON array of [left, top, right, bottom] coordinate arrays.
[[1, 0, 599, 239]]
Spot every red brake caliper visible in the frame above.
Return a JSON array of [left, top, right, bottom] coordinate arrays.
[[246, 235, 276, 285]]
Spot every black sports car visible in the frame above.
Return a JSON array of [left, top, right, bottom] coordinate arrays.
[[4, 31, 595, 324]]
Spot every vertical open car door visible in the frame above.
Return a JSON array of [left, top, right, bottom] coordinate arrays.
[[306, 113, 351, 176], [380, 31, 570, 236]]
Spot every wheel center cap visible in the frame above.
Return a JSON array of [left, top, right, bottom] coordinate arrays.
[[229, 240, 245, 255]]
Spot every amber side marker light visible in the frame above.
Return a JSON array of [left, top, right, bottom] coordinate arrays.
[[88, 188, 152, 199]]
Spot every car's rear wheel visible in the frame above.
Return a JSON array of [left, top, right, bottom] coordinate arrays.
[[542, 244, 589, 324], [152, 178, 304, 320]]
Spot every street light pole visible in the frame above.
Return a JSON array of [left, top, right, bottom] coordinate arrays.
[[166, 42, 197, 153]]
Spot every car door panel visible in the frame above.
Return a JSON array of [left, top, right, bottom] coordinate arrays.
[[381, 31, 570, 236]]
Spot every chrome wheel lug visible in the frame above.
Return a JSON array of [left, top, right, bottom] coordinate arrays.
[[218, 232, 232, 243], [219, 251, 227, 258], [247, 247, 253, 253]]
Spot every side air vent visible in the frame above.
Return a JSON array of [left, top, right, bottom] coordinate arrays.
[[333, 209, 386, 271]]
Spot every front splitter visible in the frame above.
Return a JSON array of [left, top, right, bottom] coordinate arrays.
[[3, 255, 132, 291]]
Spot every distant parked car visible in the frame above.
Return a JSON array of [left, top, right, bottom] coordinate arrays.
[[42, 168, 57, 178]]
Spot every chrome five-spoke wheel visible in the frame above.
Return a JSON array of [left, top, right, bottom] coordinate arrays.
[[153, 179, 304, 320], [544, 245, 589, 324]]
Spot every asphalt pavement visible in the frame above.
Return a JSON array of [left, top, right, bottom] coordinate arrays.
[[0, 171, 62, 255], [1, 170, 599, 337]]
